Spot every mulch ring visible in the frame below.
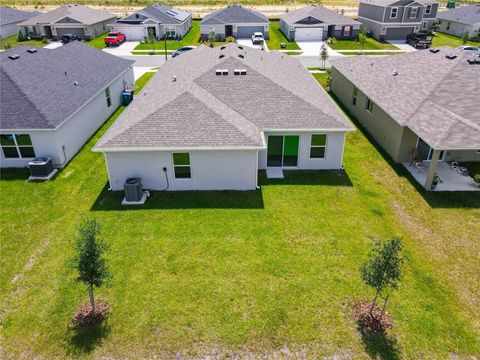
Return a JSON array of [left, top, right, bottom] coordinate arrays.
[[353, 300, 392, 333], [72, 301, 111, 328]]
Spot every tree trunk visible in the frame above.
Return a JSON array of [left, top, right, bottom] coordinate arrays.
[[380, 293, 390, 321], [89, 285, 96, 315], [369, 289, 380, 316]]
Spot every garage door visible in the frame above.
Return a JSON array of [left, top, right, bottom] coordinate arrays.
[[295, 27, 323, 41], [236, 25, 264, 39], [56, 27, 85, 40], [384, 27, 414, 41], [111, 26, 145, 41]]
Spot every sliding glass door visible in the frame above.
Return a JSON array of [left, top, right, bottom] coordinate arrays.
[[416, 138, 445, 161], [267, 135, 299, 167]]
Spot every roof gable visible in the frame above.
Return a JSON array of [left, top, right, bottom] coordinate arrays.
[[19, 4, 115, 26], [54, 16, 81, 24]]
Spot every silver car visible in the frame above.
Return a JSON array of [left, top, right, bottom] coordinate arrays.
[[458, 45, 479, 54], [172, 46, 196, 58]]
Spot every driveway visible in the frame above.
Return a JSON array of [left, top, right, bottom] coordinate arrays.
[[44, 41, 63, 49], [387, 40, 417, 52], [237, 38, 268, 51], [296, 41, 342, 57], [103, 41, 140, 56]]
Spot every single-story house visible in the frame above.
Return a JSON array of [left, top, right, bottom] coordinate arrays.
[[18, 4, 116, 40], [109, 4, 192, 41], [0, 7, 39, 39], [200, 5, 269, 40], [0, 42, 134, 168], [436, 5, 480, 38], [280, 5, 361, 41], [94, 44, 353, 191], [330, 47, 480, 190]]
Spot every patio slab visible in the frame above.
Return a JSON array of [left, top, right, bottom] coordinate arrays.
[[403, 162, 479, 191]]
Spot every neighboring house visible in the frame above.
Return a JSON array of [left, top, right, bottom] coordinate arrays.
[[358, 0, 439, 41], [330, 47, 480, 190], [200, 5, 269, 40], [279, 5, 361, 41], [109, 4, 192, 41], [0, 42, 134, 168], [18, 4, 116, 40], [436, 5, 480, 38], [94, 44, 353, 191], [0, 7, 39, 39]]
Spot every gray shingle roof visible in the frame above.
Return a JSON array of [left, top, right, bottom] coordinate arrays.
[[331, 47, 480, 150], [19, 4, 116, 26], [118, 4, 191, 25], [436, 5, 480, 26], [200, 5, 268, 26], [281, 5, 361, 27], [95, 44, 352, 151], [0, 7, 39, 26], [0, 42, 133, 130]]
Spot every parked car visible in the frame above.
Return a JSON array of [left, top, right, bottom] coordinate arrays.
[[172, 46, 196, 58], [251, 32, 264, 45], [104, 32, 126, 47], [61, 33, 80, 45], [458, 45, 479, 54], [406, 33, 432, 49]]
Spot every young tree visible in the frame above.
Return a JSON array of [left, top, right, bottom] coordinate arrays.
[[358, 29, 367, 53], [148, 28, 156, 53], [360, 237, 403, 318], [462, 30, 469, 45], [320, 43, 329, 69], [72, 218, 111, 315], [208, 27, 216, 48]]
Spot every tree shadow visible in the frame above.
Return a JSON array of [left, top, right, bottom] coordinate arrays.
[[358, 326, 401, 360], [258, 169, 353, 186], [67, 322, 111, 356]]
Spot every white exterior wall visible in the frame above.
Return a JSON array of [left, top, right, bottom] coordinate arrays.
[[104, 149, 259, 191], [200, 24, 226, 37], [0, 67, 134, 168], [0, 22, 19, 39], [257, 131, 347, 170]]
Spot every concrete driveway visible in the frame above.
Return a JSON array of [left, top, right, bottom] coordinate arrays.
[[237, 38, 268, 51], [103, 41, 140, 56], [44, 41, 63, 49], [297, 41, 343, 57], [387, 40, 417, 52]]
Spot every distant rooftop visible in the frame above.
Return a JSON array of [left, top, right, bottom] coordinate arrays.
[[436, 4, 480, 25], [19, 4, 115, 26], [0, 7, 39, 26], [281, 5, 361, 26], [118, 3, 191, 25], [200, 5, 268, 26]]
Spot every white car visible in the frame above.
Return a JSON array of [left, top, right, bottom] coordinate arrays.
[[251, 32, 264, 45], [458, 45, 479, 54]]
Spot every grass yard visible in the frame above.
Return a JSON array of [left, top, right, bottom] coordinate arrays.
[[266, 20, 300, 50], [1, 72, 479, 359], [0, 35, 45, 50], [134, 72, 156, 93], [329, 38, 398, 50], [431, 32, 480, 48], [85, 34, 108, 50]]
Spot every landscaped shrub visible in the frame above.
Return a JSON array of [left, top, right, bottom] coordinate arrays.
[[226, 36, 236, 43], [41, 37, 48, 44], [72, 301, 111, 328]]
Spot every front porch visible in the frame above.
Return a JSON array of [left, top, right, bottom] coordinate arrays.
[[403, 161, 480, 192]]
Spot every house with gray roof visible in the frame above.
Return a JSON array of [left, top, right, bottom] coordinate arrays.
[[330, 47, 480, 190], [358, 0, 439, 40], [200, 5, 269, 40], [0, 7, 39, 39], [0, 42, 134, 168], [94, 44, 353, 191], [280, 5, 361, 41], [436, 5, 480, 39], [109, 4, 192, 41], [18, 4, 116, 40]]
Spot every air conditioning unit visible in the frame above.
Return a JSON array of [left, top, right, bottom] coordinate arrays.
[[124, 177, 143, 202], [28, 157, 54, 178]]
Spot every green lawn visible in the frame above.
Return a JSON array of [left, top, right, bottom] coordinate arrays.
[[431, 32, 480, 48], [0, 35, 46, 50], [266, 21, 300, 50], [1, 72, 479, 359], [134, 71, 156, 93], [329, 37, 398, 50], [85, 33, 108, 50]]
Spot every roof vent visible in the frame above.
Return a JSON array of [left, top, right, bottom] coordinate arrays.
[[445, 54, 457, 60], [467, 57, 480, 65], [220, 46, 226, 50], [238, 54, 244, 59], [172, 75, 177, 82], [238, 46, 243, 50], [219, 54, 225, 59], [74, 81, 79, 86], [27, 48, 37, 54], [392, 70, 398, 76], [234, 69, 247, 75], [429, 48, 440, 53], [216, 69, 228, 76], [8, 54, 19, 60]]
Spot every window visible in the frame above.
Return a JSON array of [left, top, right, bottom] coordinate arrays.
[[173, 153, 191, 179], [410, 7, 418, 18], [422, 21, 428, 30], [425, 4, 432, 15], [105, 87, 111, 107], [1, 134, 35, 159], [365, 97, 374, 113], [165, 26, 175, 37], [390, 7, 398, 19], [352, 86, 358, 106], [310, 134, 327, 159]]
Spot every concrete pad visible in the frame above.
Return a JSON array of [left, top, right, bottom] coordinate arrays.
[[122, 191, 148, 205], [133, 67, 157, 80], [266, 168, 284, 179], [103, 41, 140, 56], [44, 42, 63, 49], [387, 40, 417, 52], [237, 38, 268, 51]]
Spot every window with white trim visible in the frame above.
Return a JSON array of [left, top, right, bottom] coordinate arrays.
[[390, 7, 398, 19], [310, 134, 327, 159], [165, 26, 176, 37], [105, 87, 111, 107], [425, 4, 432, 14], [1, 134, 35, 159], [422, 21, 428, 30], [352, 86, 358, 106], [365, 97, 374, 113], [173, 153, 191, 179], [410, 7, 418, 18]]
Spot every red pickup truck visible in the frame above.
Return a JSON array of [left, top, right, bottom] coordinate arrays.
[[104, 32, 126, 47]]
